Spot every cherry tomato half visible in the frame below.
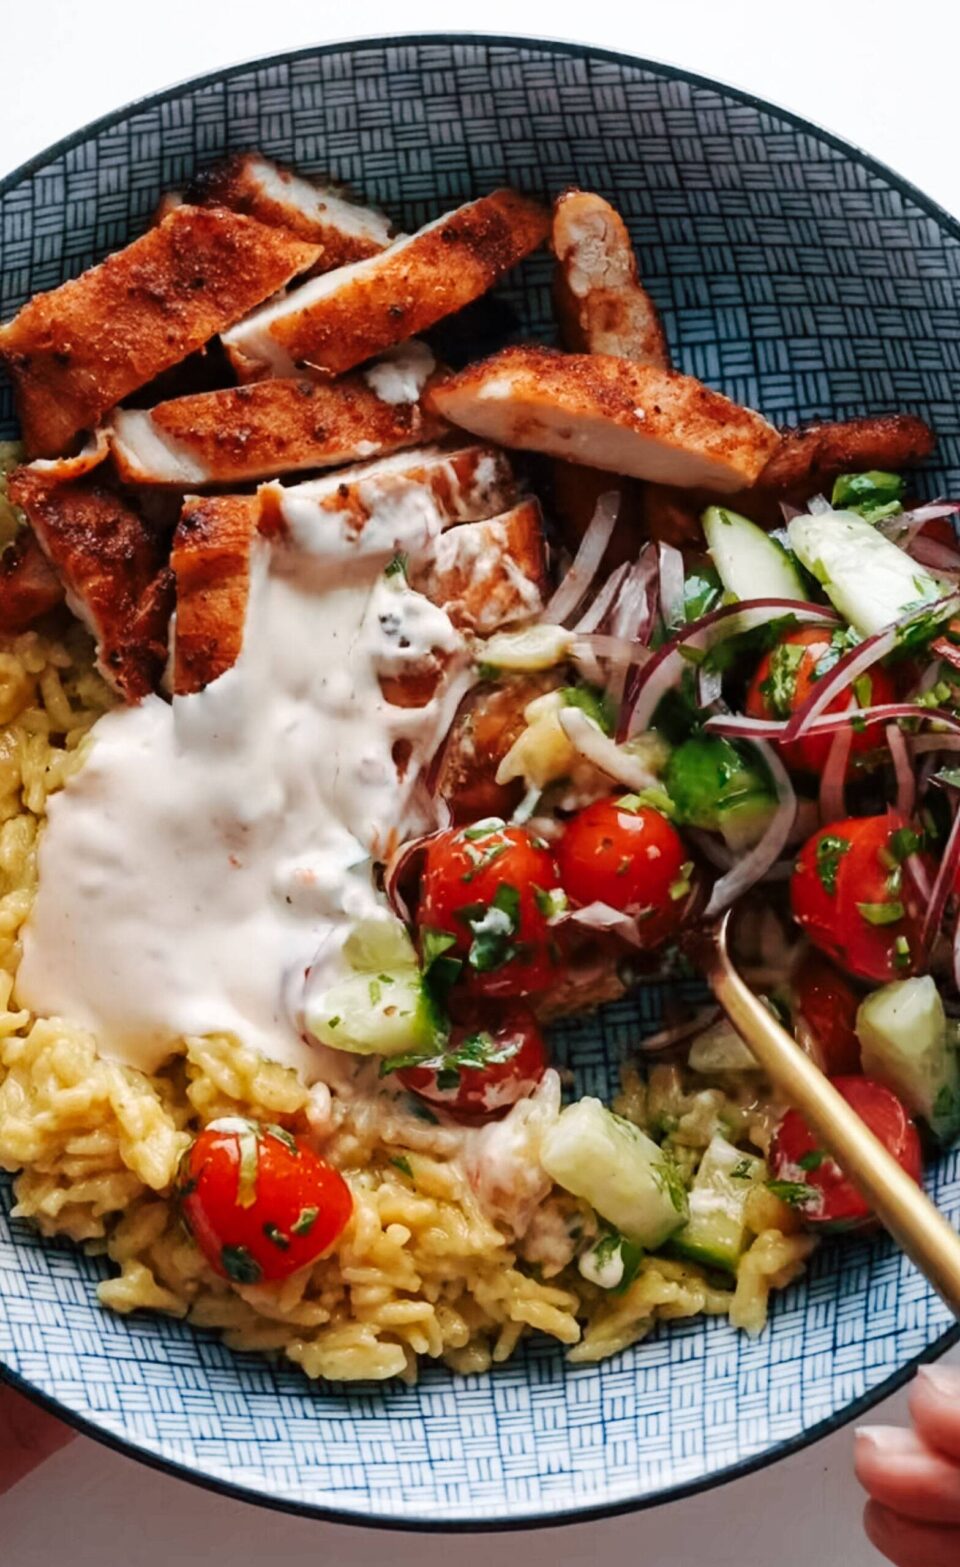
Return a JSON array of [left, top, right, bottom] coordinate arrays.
[[176, 1120, 352, 1284], [395, 1003, 548, 1120], [745, 627, 897, 774], [791, 948, 863, 1076], [790, 813, 929, 983], [418, 820, 562, 997], [770, 1076, 923, 1231], [556, 798, 696, 949]]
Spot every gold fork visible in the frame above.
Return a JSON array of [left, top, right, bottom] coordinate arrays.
[[692, 911, 960, 1317]]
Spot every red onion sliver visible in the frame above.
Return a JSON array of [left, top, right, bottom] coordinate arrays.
[[610, 544, 659, 643], [818, 707, 853, 822], [709, 702, 960, 743], [657, 541, 686, 631], [553, 901, 647, 949], [780, 592, 960, 742], [885, 721, 916, 818], [557, 706, 661, 792], [384, 828, 448, 922], [703, 741, 797, 917], [697, 661, 724, 707], [909, 733, 960, 755], [572, 561, 630, 634], [909, 536, 960, 572], [571, 632, 654, 667], [920, 803, 960, 958], [636, 1005, 724, 1054], [622, 598, 838, 740], [544, 491, 620, 625], [687, 828, 735, 871]]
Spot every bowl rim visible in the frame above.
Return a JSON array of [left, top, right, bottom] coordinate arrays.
[[1, 28, 959, 1533]]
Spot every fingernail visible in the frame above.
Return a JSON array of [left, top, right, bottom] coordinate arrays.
[[855, 1425, 915, 1452], [917, 1364, 960, 1396]]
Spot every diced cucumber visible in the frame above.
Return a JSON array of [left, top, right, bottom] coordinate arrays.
[[702, 506, 808, 603], [664, 735, 775, 852], [856, 976, 960, 1145], [343, 914, 418, 973], [307, 967, 443, 1057], [540, 1097, 689, 1247], [788, 509, 944, 636], [688, 1017, 759, 1074], [671, 1135, 766, 1273]]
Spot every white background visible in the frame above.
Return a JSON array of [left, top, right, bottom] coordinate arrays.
[[3, 2, 960, 1562]]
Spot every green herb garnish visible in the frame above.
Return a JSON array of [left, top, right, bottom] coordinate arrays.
[[767, 1179, 818, 1209], [389, 1155, 414, 1179], [831, 470, 905, 522], [220, 1245, 262, 1284], [815, 833, 851, 896], [797, 1149, 827, 1172], [457, 882, 522, 972], [857, 900, 905, 925], [235, 1124, 260, 1209], [759, 640, 807, 718], [262, 1222, 291, 1250], [291, 1206, 319, 1237]]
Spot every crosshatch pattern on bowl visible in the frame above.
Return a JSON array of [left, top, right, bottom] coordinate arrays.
[[0, 34, 959, 1530]]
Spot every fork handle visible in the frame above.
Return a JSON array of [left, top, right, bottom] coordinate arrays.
[[704, 915, 960, 1318]]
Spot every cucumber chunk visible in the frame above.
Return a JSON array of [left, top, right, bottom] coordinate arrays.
[[671, 1135, 766, 1273], [540, 1097, 688, 1247], [307, 967, 443, 1058], [856, 976, 960, 1145], [788, 509, 944, 636], [343, 914, 418, 973], [703, 506, 808, 602], [664, 735, 775, 852]]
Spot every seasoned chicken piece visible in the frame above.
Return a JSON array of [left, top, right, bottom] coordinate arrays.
[[109, 344, 448, 486], [408, 500, 548, 634], [755, 412, 935, 492], [222, 189, 549, 380], [171, 495, 260, 696], [551, 190, 669, 367], [0, 206, 322, 458], [0, 530, 65, 631], [187, 153, 395, 272], [436, 672, 563, 822], [8, 466, 172, 699], [259, 443, 517, 554], [429, 346, 780, 491]]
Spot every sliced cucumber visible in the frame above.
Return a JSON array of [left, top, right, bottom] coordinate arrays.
[[671, 1135, 766, 1273], [540, 1097, 689, 1247], [856, 976, 960, 1145], [664, 734, 775, 852], [702, 506, 807, 603], [343, 914, 418, 973], [688, 1017, 759, 1075], [307, 966, 443, 1057], [788, 509, 944, 637]]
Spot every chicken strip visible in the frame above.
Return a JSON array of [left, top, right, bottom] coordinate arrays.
[[8, 465, 172, 699], [429, 346, 780, 491], [551, 189, 669, 367], [407, 499, 548, 634], [0, 530, 65, 631], [222, 189, 549, 381], [171, 495, 260, 696], [109, 343, 448, 487], [0, 205, 322, 458], [259, 443, 517, 555], [186, 153, 395, 272]]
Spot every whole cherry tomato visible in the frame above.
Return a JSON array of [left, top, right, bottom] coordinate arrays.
[[745, 627, 897, 773], [556, 797, 696, 949], [394, 1002, 547, 1120], [770, 1076, 923, 1231], [176, 1120, 352, 1284], [418, 819, 562, 997], [790, 813, 929, 983], [791, 948, 863, 1075]]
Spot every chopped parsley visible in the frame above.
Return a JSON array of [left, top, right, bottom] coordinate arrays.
[[812, 625, 860, 681], [220, 1244, 262, 1284], [291, 1205, 319, 1237], [651, 1153, 689, 1216], [830, 470, 905, 522], [384, 552, 408, 578], [767, 1179, 818, 1209], [669, 861, 695, 902], [379, 1028, 522, 1088], [759, 640, 807, 718], [797, 1149, 827, 1172], [262, 1222, 291, 1251], [534, 885, 567, 918], [389, 1155, 414, 1179], [857, 900, 905, 926], [456, 882, 522, 972], [461, 818, 506, 842], [889, 826, 921, 862], [730, 1158, 756, 1181], [266, 1124, 299, 1156], [815, 833, 851, 896]]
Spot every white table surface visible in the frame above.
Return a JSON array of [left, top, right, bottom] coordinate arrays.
[[3, 2, 960, 1561]]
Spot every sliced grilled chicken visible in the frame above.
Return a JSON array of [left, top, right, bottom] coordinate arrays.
[[110, 343, 448, 486], [0, 531, 65, 631], [551, 190, 669, 367], [408, 501, 547, 634], [0, 206, 321, 458], [259, 443, 517, 555], [429, 346, 780, 491], [222, 189, 549, 380], [171, 495, 260, 696], [436, 671, 563, 822], [8, 466, 172, 699], [187, 153, 395, 272], [756, 412, 935, 492]]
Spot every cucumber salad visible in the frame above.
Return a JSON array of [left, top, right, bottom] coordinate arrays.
[[302, 467, 960, 1283]]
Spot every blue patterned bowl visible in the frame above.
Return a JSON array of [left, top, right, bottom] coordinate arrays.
[[1, 33, 959, 1531]]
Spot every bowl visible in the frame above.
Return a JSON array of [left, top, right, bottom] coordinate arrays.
[[1, 32, 959, 1531]]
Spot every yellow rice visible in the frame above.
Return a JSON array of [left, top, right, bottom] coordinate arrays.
[[0, 618, 814, 1381]]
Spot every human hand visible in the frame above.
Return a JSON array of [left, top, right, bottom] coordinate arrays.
[[0, 1382, 74, 1496], [855, 1365, 960, 1565]]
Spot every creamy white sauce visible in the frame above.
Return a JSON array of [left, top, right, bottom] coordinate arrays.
[[363, 341, 436, 406], [17, 528, 465, 1079]]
